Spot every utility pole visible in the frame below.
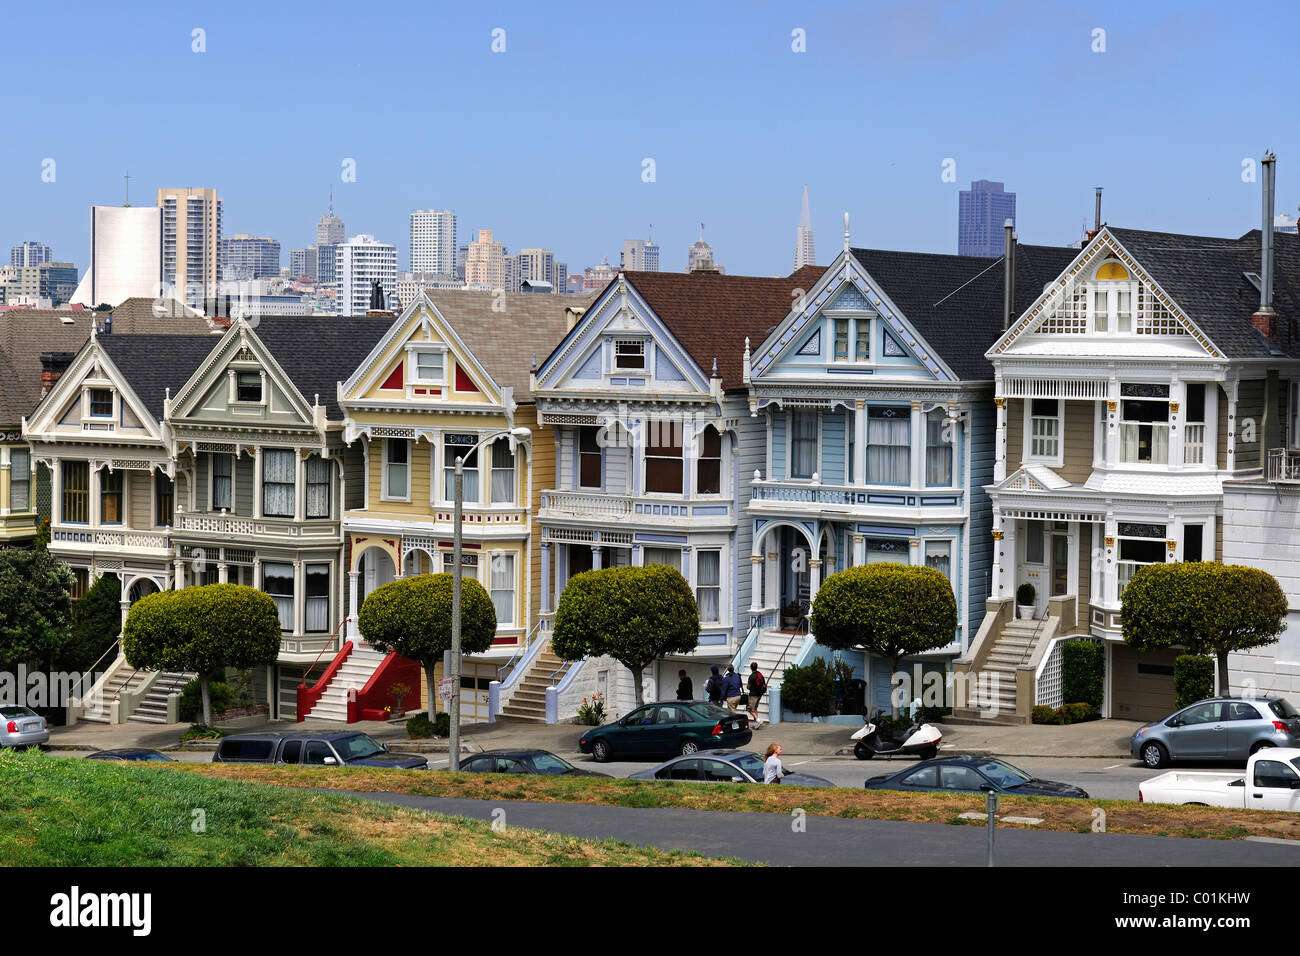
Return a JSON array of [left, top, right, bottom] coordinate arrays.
[[450, 455, 464, 770]]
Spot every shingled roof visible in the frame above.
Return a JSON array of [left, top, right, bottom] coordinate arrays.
[[425, 290, 596, 402], [252, 316, 400, 421], [95, 334, 227, 421], [851, 244, 1078, 381], [620, 266, 828, 390]]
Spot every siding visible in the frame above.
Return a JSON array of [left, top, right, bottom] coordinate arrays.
[[605, 438, 629, 495], [343, 443, 365, 511], [731, 393, 763, 623], [234, 456, 254, 516], [1217, 385, 1229, 471], [410, 438, 433, 504], [555, 425, 574, 491], [196, 454, 209, 510], [966, 395, 996, 639], [1005, 398, 1023, 470], [523, 406, 554, 630], [1236, 378, 1265, 470], [770, 409, 786, 480], [821, 409, 846, 484], [1058, 400, 1094, 483], [1075, 522, 1092, 630], [127, 471, 151, 528]]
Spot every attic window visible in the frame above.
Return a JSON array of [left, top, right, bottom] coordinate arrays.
[[615, 339, 645, 370], [414, 350, 445, 383], [89, 389, 113, 417], [237, 372, 262, 403]]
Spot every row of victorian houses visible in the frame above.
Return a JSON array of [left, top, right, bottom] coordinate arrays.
[[5, 187, 1300, 727]]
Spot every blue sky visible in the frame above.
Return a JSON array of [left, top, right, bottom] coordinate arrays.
[[4, 0, 1297, 277]]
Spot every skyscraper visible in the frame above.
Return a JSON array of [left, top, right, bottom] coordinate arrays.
[[958, 180, 1016, 257], [622, 235, 660, 272], [409, 209, 458, 277], [220, 234, 281, 279], [794, 185, 815, 269], [69, 205, 163, 308], [687, 232, 721, 273], [157, 187, 223, 306], [464, 229, 507, 289], [11, 241, 52, 267], [335, 235, 397, 315], [317, 189, 345, 246]]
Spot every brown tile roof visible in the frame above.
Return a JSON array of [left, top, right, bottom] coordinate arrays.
[[424, 290, 596, 402], [621, 266, 828, 390]]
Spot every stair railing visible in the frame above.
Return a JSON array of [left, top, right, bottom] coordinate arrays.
[[68, 637, 122, 705], [497, 618, 545, 683], [771, 614, 810, 681], [301, 618, 349, 686]]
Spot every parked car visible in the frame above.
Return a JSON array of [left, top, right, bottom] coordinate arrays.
[[0, 707, 49, 749], [863, 755, 1088, 798], [1139, 747, 1300, 811], [629, 749, 835, 787], [212, 732, 428, 769], [578, 701, 751, 762], [85, 748, 176, 762], [1130, 697, 1300, 769], [454, 749, 611, 777]]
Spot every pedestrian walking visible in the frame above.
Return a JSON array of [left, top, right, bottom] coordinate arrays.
[[746, 661, 767, 728], [705, 664, 724, 704], [676, 669, 693, 701], [763, 743, 786, 784], [722, 664, 744, 712]]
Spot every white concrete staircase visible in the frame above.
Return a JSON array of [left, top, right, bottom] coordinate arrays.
[[500, 646, 566, 723], [77, 666, 151, 724], [747, 628, 808, 722], [299, 644, 389, 722], [128, 671, 197, 724]]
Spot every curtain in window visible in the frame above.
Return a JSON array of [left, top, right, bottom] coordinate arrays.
[[212, 454, 232, 510], [444, 437, 479, 502], [790, 411, 818, 479], [925, 542, 952, 580], [1151, 425, 1169, 464], [867, 410, 910, 484], [100, 470, 123, 524], [490, 440, 514, 504], [1121, 423, 1139, 462], [925, 413, 953, 485], [305, 565, 329, 632], [263, 449, 295, 517], [696, 550, 721, 623], [9, 449, 29, 511], [304, 456, 329, 517], [643, 547, 681, 572], [263, 563, 294, 631], [490, 554, 515, 625]]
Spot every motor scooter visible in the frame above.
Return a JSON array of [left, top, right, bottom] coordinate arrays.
[[850, 709, 941, 760]]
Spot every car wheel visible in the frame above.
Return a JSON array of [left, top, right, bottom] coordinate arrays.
[[591, 739, 612, 763], [1141, 742, 1168, 769], [680, 739, 700, 756], [854, 741, 873, 760], [918, 746, 938, 761], [1250, 741, 1276, 756]]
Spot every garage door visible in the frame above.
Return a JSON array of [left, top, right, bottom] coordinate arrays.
[[1110, 646, 1178, 722]]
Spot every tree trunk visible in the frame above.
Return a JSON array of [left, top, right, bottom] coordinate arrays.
[[889, 654, 902, 720], [425, 663, 437, 721], [1217, 650, 1231, 697], [200, 675, 212, 726], [631, 666, 644, 706]]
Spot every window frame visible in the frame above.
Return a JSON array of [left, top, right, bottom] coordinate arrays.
[[865, 405, 910, 486], [577, 426, 603, 491], [99, 468, 123, 525], [262, 561, 295, 633], [235, 371, 263, 404], [924, 408, 954, 487], [695, 548, 722, 624], [154, 471, 174, 527], [613, 338, 646, 371], [304, 563, 330, 634], [62, 460, 90, 524], [695, 425, 722, 496], [8, 447, 31, 513], [382, 437, 410, 502], [442, 433, 481, 505], [643, 418, 684, 495], [411, 347, 447, 385], [1024, 397, 1063, 466], [489, 552, 516, 627], [210, 453, 233, 512], [788, 409, 820, 481], [88, 387, 114, 419], [261, 448, 296, 518], [305, 455, 331, 518], [488, 438, 515, 506]]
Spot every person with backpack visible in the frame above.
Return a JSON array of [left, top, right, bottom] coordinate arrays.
[[722, 664, 744, 712], [705, 664, 724, 704], [747, 661, 767, 728], [676, 669, 693, 701]]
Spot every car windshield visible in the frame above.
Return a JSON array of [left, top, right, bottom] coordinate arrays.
[[730, 754, 766, 777], [0, 707, 36, 719], [528, 753, 577, 774], [976, 759, 1032, 788], [140, 751, 172, 761], [334, 734, 385, 760], [1270, 699, 1299, 719], [687, 702, 730, 719]]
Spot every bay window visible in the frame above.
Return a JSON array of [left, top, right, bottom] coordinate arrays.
[[306, 455, 330, 517], [925, 410, 953, 485], [644, 419, 683, 494], [867, 406, 909, 485], [305, 564, 329, 633], [790, 410, 818, 479], [490, 553, 516, 626], [1029, 399, 1061, 460], [9, 448, 30, 512], [696, 426, 722, 495], [1183, 384, 1206, 465], [866, 538, 908, 564], [643, 547, 682, 572], [490, 439, 515, 504], [384, 438, 409, 500], [696, 550, 721, 623], [443, 434, 479, 502], [262, 449, 295, 517], [1118, 523, 1167, 594], [263, 563, 294, 631], [1119, 385, 1170, 464], [924, 540, 952, 582]]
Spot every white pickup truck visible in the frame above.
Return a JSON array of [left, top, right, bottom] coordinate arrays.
[[1139, 747, 1300, 811]]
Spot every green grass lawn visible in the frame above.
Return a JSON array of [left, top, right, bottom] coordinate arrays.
[[0, 750, 735, 867]]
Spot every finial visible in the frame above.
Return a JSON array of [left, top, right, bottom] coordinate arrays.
[[314, 393, 320, 407], [711, 357, 718, 377], [843, 212, 850, 253], [531, 352, 538, 372]]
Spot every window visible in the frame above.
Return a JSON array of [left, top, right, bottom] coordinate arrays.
[[490, 439, 515, 505], [442, 551, 478, 577], [1025, 520, 1045, 564], [443, 434, 479, 503], [1226, 702, 1261, 721], [1254, 759, 1300, 789], [866, 538, 908, 564], [644, 419, 683, 494], [303, 741, 333, 765], [790, 410, 818, 480], [62, 461, 89, 523], [925, 410, 953, 485], [384, 438, 409, 500], [578, 426, 602, 489], [211, 454, 232, 510], [834, 319, 849, 360], [924, 541, 952, 582], [1184, 384, 1207, 465], [1183, 523, 1204, 563], [263, 563, 294, 631], [279, 740, 302, 764], [306, 456, 330, 518], [262, 449, 295, 517], [414, 350, 444, 383], [940, 765, 988, 791], [154, 472, 173, 526], [664, 759, 700, 781], [901, 765, 938, 787], [696, 426, 722, 495], [1029, 399, 1061, 459], [867, 406, 910, 485], [1120, 391, 1170, 464], [614, 339, 645, 369], [305, 564, 329, 633], [696, 550, 721, 623], [490, 553, 515, 626], [9, 448, 30, 512], [236, 372, 262, 403], [643, 547, 682, 572], [855, 320, 870, 361], [89, 388, 113, 417], [100, 469, 122, 524], [1118, 522, 1167, 592], [702, 760, 743, 782]]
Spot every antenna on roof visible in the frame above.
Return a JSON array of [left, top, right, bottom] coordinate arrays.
[[328, 185, 334, 217]]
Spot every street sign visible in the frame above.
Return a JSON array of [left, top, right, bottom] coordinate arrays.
[[437, 678, 455, 702]]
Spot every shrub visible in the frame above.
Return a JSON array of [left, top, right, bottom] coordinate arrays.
[[1175, 654, 1216, 708], [406, 712, 450, 739], [61, 571, 121, 673], [1017, 583, 1036, 606], [1032, 705, 1058, 724], [180, 724, 224, 741], [1063, 702, 1098, 723], [915, 706, 950, 724], [179, 678, 233, 723], [1061, 640, 1105, 708], [781, 658, 835, 717], [576, 693, 606, 726]]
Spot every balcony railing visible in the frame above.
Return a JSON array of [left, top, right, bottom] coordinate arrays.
[[174, 510, 341, 541], [1183, 423, 1205, 465], [750, 479, 961, 507], [52, 526, 172, 550], [540, 490, 730, 522], [1268, 447, 1300, 482], [539, 491, 632, 518]]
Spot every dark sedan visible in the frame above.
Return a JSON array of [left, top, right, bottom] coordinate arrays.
[[454, 749, 610, 777], [85, 748, 176, 762], [629, 749, 835, 787], [864, 755, 1088, 798], [579, 701, 751, 762]]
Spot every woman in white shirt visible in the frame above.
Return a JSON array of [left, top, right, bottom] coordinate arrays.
[[763, 743, 785, 784]]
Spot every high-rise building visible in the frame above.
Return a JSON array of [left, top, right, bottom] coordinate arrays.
[[553, 261, 568, 295], [316, 244, 339, 284], [517, 248, 555, 286], [69, 205, 163, 308], [219, 234, 281, 279], [288, 247, 318, 280], [157, 187, 223, 306], [456, 241, 469, 282], [794, 185, 816, 269], [687, 235, 721, 273], [464, 229, 507, 289], [409, 209, 458, 277], [621, 235, 660, 272], [582, 258, 619, 291], [317, 189, 345, 246], [0, 262, 78, 307], [958, 180, 1016, 257], [335, 235, 397, 315], [10, 242, 52, 268]]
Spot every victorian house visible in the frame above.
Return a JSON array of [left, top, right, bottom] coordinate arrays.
[[339, 290, 588, 722], [529, 267, 823, 717], [744, 228, 1074, 718]]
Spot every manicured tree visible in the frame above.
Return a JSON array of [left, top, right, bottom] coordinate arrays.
[[0, 545, 74, 673], [358, 572, 497, 721], [1122, 562, 1286, 697], [810, 563, 957, 718], [60, 572, 122, 673], [551, 565, 700, 707], [124, 584, 281, 725]]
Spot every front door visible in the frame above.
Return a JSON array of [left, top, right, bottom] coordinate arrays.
[[1020, 520, 1048, 615], [1051, 534, 1069, 598]]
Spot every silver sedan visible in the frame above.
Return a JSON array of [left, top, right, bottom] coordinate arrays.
[[628, 748, 837, 787], [1, 707, 49, 749]]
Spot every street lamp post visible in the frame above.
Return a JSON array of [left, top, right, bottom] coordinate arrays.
[[449, 425, 531, 770]]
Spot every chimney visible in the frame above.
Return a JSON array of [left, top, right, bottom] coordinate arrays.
[[1094, 187, 1103, 232], [40, 351, 75, 396], [1252, 151, 1278, 345], [1002, 219, 1017, 331]]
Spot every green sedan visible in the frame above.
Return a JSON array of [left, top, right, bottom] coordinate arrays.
[[578, 701, 752, 762]]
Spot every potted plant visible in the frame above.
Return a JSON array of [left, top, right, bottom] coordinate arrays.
[[1016, 583, 1036, 620], [389, 682, 411, 719], [781, 600, 802, 628]]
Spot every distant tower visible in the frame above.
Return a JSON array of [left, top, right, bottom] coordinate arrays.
[[958, 180, 1016, 257], [795, 185, 816, 269], [317, 187, 345, 246]]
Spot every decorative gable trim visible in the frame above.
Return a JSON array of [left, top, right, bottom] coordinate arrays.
[[23, 339, 165, 444]]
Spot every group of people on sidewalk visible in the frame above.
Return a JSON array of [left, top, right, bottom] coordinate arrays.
[[677, 662, 767, 729]]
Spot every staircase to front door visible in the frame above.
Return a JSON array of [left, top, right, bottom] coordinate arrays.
[[748, 627, 808, 723], [299, 644, 389, 722], [128, 671, 197, 724], [77, 666, 151, 725], [499, 646, 567, 722]]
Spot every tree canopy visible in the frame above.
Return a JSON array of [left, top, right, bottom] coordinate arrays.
[[60, 572, 121, 673], [551, 564, 700, 706], [0, 546, 74, 674], [1122, 562, 1286, 696]]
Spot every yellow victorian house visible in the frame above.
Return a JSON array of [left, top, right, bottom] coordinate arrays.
[[339, 290, 589, 720]]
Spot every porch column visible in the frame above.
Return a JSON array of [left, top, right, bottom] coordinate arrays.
[[293, 558, 304, 635], [909, 401, 923, 489], [749, 551, 763, 612], [217, 560, 228, 584], [173, 559, 185, 589], [1000, 516, 1017, 601], [540, 542, 552, 613], [347, 569, 360, 640], [294, 453, 305, 522], [630, 543, 642, 567], [89, 465, 101, 528], [1102, 514, 1118, 606], [120, 595, 130, 629], [993, 397, 1007, 482], [852, 533, 865, 567], [808, 557, 822, 605], [853, 401, 867, 486], [590, 544, 602, 570], [252, 446, 263, 519], [52, 460, 62, 524]]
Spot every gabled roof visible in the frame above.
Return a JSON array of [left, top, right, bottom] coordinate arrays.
[[850, 243, 1077, 380], [617, 266, 827, 389], [424, 290, 596, 402], [251, 317, 400, 420], [95, 335, 225, 420]]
